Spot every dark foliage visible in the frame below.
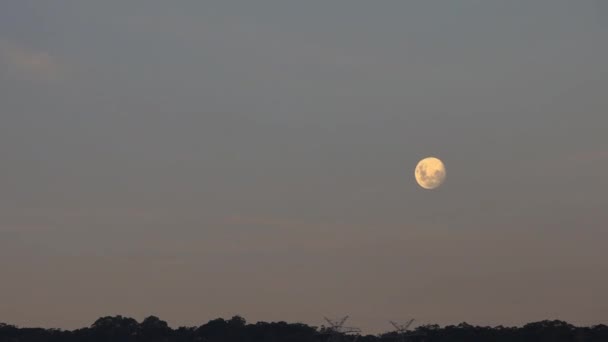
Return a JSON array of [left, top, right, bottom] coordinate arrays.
[[1, 317, 607, 342]]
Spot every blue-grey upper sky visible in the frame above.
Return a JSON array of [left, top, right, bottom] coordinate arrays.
[[1, 0, 607, 333]]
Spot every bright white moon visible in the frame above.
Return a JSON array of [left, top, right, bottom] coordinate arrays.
[[415, 157, 446, 190]]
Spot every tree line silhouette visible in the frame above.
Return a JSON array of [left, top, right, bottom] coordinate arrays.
[[1, 315, 607, 342]]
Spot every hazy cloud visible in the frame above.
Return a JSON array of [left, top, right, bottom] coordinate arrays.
[[569, 150, 608, 163], [0, 39, 61, 81]]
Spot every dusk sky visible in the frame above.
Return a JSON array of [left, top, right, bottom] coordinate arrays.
[[1, 1, 607, 333]]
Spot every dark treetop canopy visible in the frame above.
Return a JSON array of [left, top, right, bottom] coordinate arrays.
[[1, 316, 608, 342]]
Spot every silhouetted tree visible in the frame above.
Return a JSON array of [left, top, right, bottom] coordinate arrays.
[[88, 315, 139, 342], [139, 316, 171, 342]]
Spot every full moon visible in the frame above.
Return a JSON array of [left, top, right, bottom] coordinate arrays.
[[415, 157, 446, 190]]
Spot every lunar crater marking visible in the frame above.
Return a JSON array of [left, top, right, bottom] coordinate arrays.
[[415, 157, 446, 190]]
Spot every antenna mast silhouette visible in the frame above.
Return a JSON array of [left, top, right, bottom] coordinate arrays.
[[321, 316, 361, 342], [389, 319, 422, 342], [390, 319, 415, 334]]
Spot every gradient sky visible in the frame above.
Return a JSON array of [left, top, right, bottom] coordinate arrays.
[[1, 0, 607, 334]]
